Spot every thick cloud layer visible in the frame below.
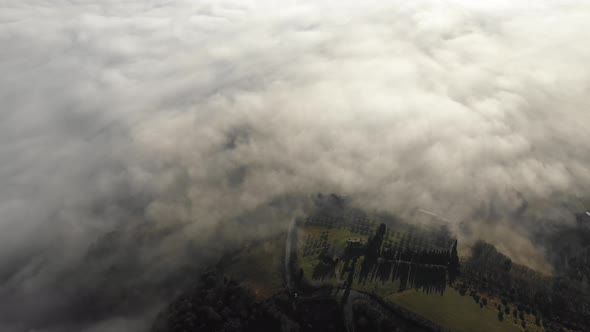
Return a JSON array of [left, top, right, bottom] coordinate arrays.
[[1, 0, 590, 330]]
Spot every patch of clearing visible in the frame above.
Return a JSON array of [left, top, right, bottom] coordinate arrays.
[[386, 288, 542, 332]]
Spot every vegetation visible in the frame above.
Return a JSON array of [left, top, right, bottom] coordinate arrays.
[[461, 240, 590, 331], [297, 217, 550, 331], [152, 194, 590, 332], [221, 235, 286, 300], [298, 212, 457, 291], [197, 194, 590, 332], [152, 271, 299, 332], [387, 288, 524, 332]]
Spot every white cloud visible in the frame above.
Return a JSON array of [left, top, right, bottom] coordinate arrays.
[[1, 0, 590, 330]]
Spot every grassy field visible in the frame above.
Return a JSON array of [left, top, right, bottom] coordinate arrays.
[[223, 234, 286, 300], [387, 288, 544, 332], [297, 225, 431, 294], [297, 226, 368, 287], [298, 224, 546, 332]]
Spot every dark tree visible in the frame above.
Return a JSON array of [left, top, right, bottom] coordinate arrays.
[[448, 240, 460, 284]]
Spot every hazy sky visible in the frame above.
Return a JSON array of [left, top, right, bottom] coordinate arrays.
[[1, 0, 590, 331]]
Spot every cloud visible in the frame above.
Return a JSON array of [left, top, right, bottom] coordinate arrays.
[[1, 0, 590, 330]]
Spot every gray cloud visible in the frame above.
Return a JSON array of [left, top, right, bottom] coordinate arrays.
[[1, 0, 590, 330]]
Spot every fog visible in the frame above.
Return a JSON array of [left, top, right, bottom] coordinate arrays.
[[1, 0, 590, 330]]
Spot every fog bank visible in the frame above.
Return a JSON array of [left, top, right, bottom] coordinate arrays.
[[1, 0, 590, 330]]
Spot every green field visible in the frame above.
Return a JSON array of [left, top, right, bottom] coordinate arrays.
[[387, 288, 544, 332], [223, 235, 286, 300], [297, 225, 439, 294], [297, 225, 424, 294], [298, 224, 546, 332], [224, 223, 548, 332], [297, 225, 363, 282]]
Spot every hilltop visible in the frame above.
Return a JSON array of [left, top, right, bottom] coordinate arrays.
[[153, 194, 590, 332]]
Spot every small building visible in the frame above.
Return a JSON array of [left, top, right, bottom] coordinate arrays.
[[344, 239, 367, 258]]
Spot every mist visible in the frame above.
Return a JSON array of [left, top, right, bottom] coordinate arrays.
[[1, 0, 590, 330]]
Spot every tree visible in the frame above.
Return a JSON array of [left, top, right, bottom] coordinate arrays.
[[503, 258, 512, 272], [448, 240, 460, 284]]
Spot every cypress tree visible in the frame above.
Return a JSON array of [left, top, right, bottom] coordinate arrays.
[[448, 240, 460, 284]]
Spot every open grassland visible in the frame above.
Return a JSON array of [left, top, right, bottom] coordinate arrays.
[[387, 288, 545, 332]]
